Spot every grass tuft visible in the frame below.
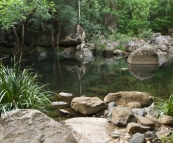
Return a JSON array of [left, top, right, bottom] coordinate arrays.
[[155, 94, 173, 117], [0, 57, 52, 115]]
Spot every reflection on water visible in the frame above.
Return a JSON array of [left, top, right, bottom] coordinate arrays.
[[30, 54, 173, 99], [128, 64, 158, 81]]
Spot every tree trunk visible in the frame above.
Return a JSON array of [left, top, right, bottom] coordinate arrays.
[[56, 22, 61, 51], [12, 26, 20, 52], [20, 22, 25, 51]]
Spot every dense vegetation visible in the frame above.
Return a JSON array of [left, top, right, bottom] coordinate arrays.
[[0, 0, 173, 50]]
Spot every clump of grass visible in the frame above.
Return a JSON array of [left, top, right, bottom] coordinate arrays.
[[155, 94, 173, 117], [0, 57, 52, 115], [161, 132, 173, 143]]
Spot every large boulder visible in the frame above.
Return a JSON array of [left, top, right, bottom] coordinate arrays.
[[71, 97, 107, 115], [0, 109, 77, 143], [25, 24, 85, 47], [104, 91, 153, 107], [127, 46, 159, 65], [59, 24, 86, 46], [65, 117, 115, 143]]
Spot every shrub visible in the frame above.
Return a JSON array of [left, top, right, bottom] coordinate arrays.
[[0, 57, 52, 115], [108, 30, 131, 45], [137, 29, 153, 42]]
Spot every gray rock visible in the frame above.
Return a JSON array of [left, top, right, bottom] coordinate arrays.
[[51, 101, 67, 106], [145, 115, 161, 128], [127, 46, 159, 65], [65, 117, 115, 143], [132, 108, 147, 116], [0, 109, 77, 143], [136, 116, 155, 129], [113, 50, 124, 55], [104, 91, 153, 107], [71, 97, 107, 115], [111, 130, 121, 139], [59, 92, 73, 97], [152, 36, 169, 45], [107, 102, 116, 117], [126, 123, 150, 134], [125, 38, 147, 52], [144, 131, 161, 143], [75, 48, 92, 57], [130, 133, 145, 143], [109, 107, 136, 126]]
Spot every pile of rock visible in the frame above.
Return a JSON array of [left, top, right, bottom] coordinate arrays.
[[64, 91, 173, 143], [1, 91, 173, 143]]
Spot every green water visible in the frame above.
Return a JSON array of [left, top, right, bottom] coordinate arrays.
[[35, 55, 173, 98], [28, 54, 173, 120]]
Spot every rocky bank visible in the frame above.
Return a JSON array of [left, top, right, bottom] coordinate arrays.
[[1, 91, 173, 143]]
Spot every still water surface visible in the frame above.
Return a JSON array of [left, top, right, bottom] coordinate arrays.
[[33, 54, 173, 99], [5, 54, 173, 120]]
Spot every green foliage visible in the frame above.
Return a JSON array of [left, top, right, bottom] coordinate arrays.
[[0, 0, 55, 30], [53, 1, 77, 33], [116, 45, 125, 51], [150, 0, 173, 33], [156, 94, 173, 116], [0, 57, 52, 114], [96, 44, 106, 55], [108, 30, 131, 45], [137, 29, 153, 42]]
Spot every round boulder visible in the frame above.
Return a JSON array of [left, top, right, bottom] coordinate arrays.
[[127, 46, 159, 65]]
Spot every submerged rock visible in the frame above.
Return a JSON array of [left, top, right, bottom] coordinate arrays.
[[51, 101, 67, 106], [59, 92, 73, 97]]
